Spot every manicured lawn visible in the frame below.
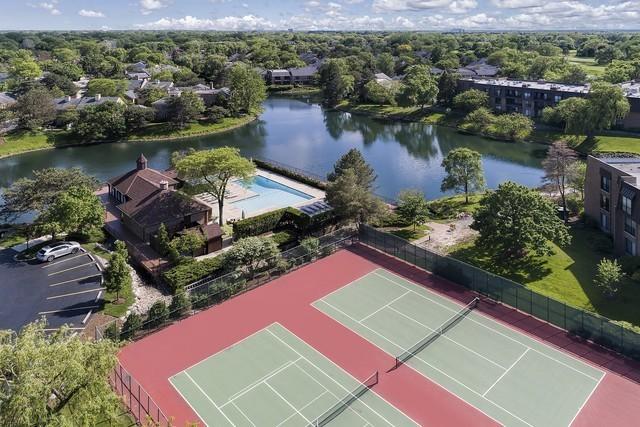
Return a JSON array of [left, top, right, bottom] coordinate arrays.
[[573, 134, 640, 155], [450, 226, 640, 326], [388, 224, 430, 241], [0, 130, 75, 157], [565, 51, 606, 76], [127, 116, 255, 141], [102, 279, 134, 318], [0, 230, 27, 249], [427, 194, 483, 220]]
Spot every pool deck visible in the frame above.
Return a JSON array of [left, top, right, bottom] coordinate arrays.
[[195, 168, 326, 222]]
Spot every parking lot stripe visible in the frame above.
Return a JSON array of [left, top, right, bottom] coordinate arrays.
[[47, 262, 97, 276], [43, 327, 85, 331], [46, 287, 105, 300], [49, 274, 102, 287], [38, 305, 101, 315], [41, 253, 88, 268]]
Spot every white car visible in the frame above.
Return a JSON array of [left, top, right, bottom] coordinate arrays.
[[36, 241, 81, 262]]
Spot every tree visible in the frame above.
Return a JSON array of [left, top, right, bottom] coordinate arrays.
[[542, 141, 578, 223], [171, 231, 205, 257], [471, 182, 571, 259], [202, 54, 227, 84], [441, 148, 485, 204], [376, 52, 395, 76], [72, 101, 127, 141], [461, 107, 494, 133], [326, 168, 387, 224], [568, 161, 587, 201], [363, 80, 396, 105], [224, 236, 281, 274], [86, 78, 127, 96], [398, 65, 438, 109], [300, 237, 320, 261], [146, 301, 169, 328], [437, 71, 459, 106], [121, 312, 142, 340], [228, 63, 267, 116], [175, 147, 255, 225], [491, 113, 533, 142], [0, 168, 99, 220], [453, 88, 489, 113], [594, 258, 623, 298], [319, 59, 355, 107], [41, 186, 105, 235], [41, 73, 77, 95], [584, 82, 630, 138], [124, 105, 153, 132], [155, 223, 172, 256], [103, 240, 131, 302], [396, 190, 429, 230], [327, 148, 376, 187], [167, 91, 205, 128], [13, 87, 55, 130], [9, 55, 41, 80], [169, 288, 191, 318], [545, 97, 590, 135], [0, 321, 121, 426]]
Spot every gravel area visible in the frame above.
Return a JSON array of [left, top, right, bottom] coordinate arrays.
[[415, 216, 478, 253]]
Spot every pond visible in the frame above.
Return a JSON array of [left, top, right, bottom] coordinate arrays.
[[0, 96, 547, 218]]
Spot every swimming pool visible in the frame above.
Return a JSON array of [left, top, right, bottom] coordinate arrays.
[[231, 175, 313, 215]]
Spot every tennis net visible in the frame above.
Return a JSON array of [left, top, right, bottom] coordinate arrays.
[[394, 297, 479, 369], [310, 371, 379, 426]]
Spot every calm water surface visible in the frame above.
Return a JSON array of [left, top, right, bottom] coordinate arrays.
[[0, 96, 547, 207]]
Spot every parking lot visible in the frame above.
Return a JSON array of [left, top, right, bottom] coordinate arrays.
[[0, 247, 104, 332]]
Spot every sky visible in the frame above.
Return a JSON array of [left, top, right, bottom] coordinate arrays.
[[1, 0, 639, 31]]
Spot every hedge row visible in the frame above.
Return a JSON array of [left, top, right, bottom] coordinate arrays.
[[232, 207, 303, 239], [162, 256, 225, 292], [253, 159, 327, 190]]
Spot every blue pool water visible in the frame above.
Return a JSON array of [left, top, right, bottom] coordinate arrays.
[[231, 175, 313, 214]]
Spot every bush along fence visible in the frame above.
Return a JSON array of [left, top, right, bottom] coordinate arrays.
[[252, 157, 328, 190], [95, 227, 358, 342], [359, 224, 640, 361]]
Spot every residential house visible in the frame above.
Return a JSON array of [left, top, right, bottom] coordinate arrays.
[[584, 156, 640, 256], [52, 94, 124, 111], [126, 71, 150, 80], [0, 92, 16, 109], [107, 154, 217, 247], [458, 78, 640, 128], [266, 69, 292, 85], [289, 65, 318, 85], [129, 61, 147, 73]]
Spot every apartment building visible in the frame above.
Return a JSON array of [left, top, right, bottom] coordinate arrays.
[[584, 156, 640, 256]]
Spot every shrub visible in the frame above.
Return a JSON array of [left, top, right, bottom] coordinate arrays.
[[594, 258, 623, 298], [618, 255, 640, 275], [162, 256, 225, 292], [232, 207, 312, 239], [169, 289, 191, 318], [300, 237, 320, 260], [103, 321, 120, 341], [270, 230, 298, 247], [146, 301, 169, 328], [121, 313, 142, 340]]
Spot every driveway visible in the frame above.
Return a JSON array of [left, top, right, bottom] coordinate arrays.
[[0, 248, 104, 333]]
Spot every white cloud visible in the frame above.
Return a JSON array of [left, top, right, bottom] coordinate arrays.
[[35, 1, 61, 15], [140, 0, 169, 15], [78, 9, 106, 18], [372, 0, 477, 13], [136, 15, 277, 30]]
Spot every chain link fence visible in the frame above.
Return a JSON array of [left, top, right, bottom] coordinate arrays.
[[359, 224, 640, 360]]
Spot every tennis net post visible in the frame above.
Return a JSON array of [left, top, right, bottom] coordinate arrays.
[[310, 370, 379, 426], [393, 297, 479, 370]]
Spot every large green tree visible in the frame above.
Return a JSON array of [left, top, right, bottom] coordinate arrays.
[[471, 182, 571, 259], [175, 147, 255, 225], [41, 186, 105, 235], [441, 148, 485, 204], [437, 71, 459, 106], [228, 63, 267, 116], [0, 168, 99, 220], [167, 91, 205, 128], [396, 190, 429, 231], [453, 88, 489, 113], [319, 59, 355, 107], [13, 87, 56, 131], [0, 321, 121, 426], [103, 240, 131, 302], [542, 141, 578, 223], [398, 65, 438, 109], [86, 78, 127, 97], [584, 82, 630, 138], [72, 101, 127, 141]]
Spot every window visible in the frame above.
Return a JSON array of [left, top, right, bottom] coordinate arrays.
[[600, 193, 610, 211], [623, 195, 633, 215], [626, 237, 637, 256], [625, 216, 637, 236], [601, 175, 610, 192], [524, 92, 531, 99], [601, 212, 610, 232], [554, 95, 562, 103]]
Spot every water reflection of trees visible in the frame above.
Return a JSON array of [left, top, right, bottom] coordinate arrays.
[[322, 108, 545, 168]]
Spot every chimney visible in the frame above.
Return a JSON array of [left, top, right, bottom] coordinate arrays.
[[136, 153, 148, 171], [210, 82, 214, 90], [95, 93, 101, 101], [159, 180, 169, 190]]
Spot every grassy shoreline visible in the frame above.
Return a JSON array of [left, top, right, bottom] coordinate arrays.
[[0, 115, 256, 159]]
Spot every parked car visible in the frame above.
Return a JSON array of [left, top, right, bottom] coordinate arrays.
[[36, 241, 81, 262]]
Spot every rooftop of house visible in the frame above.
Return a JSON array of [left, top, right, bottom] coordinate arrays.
[[620, 81, 640, 98], [108, 154, 178, 200], [270, 69, 291, 77], [126, 71, 150, 80], [374, 72, 392, 81], [460, 77, 591, 94], [289, 65, 319, 77], [597, 157, 640, 188], [0, 92, 17, 105], [52, 94, 123, 110]]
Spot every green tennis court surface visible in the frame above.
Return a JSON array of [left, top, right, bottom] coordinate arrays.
[[169, 323, 417, 427], [313, 268, 605, 427]]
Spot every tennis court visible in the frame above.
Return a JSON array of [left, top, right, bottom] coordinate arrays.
[[169, 323, 418, 427], [313, 268, 606, 427]]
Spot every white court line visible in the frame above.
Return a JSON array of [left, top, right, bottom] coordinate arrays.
[[385, 304, 508, 371], [275, 391, 329, 427], [38, 305, 100, 315], [41, 253, 88, 268], [482, 349, 530, 397], [317, 299, 522, 427], [374, 270, 604, 382], [266, 324, 418, 427], [43, 327, 85, 331], [264, 381, 312, 424], [47, 261, 97, 276], [183, 371, 236, 427], [232, 401, 256, 427], [359, 290, 411, 322], [569, 373, 606, 426]]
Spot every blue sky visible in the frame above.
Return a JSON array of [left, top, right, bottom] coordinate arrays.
[[2, 0, 639, 31]]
